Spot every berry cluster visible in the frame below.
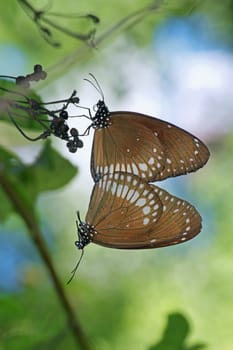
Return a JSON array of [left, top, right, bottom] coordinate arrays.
[[15, 64, 47, 89], [49, 110, 83, 153]]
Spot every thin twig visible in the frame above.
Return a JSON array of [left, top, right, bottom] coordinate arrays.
[[47, 0, 165, 78], [0, 171, 91, 350], [18, 0, 97, 46]]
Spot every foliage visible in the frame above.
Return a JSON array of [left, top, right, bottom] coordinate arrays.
[[0, 79, 46, 132], [0, 141, 77, 221], [1, 1, 233, 350]]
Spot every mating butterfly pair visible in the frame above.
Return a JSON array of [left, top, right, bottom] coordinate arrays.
[[74, 76, 209, 252]]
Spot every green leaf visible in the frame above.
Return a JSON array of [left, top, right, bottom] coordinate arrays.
[[0, 141, 78, 222], [23, 141, 78, 198], [0, 79, 48, 132], [148, 313, 207, 350]]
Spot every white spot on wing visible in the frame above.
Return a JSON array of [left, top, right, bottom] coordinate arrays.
[[143, 206, 151, 215], [127, 175, 132, 182], [116, 184, 123, 197], [143, 217, 150, 225], [111, 182, 117, 195], [106, 180, 111, 191], [148, 157, 155, 165], [132, 163, 139, 175], [136, 198, 146, 207], [130, 191, 140, 203], [121, 185, 129, 198], [126, 189, 135, 201], [127, 164, 131, 172], [139, 163, 148, 171]]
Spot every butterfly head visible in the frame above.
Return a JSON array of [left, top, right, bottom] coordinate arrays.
[[75, 211, 97, 249], [92, 100, 111, 129]]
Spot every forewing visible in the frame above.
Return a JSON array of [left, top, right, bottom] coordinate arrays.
[[90, 113, 166, 181], [135, 113, 210, 181], [91, 112, 210, 182]]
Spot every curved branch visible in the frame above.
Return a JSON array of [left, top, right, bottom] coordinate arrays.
[[0, 171, 91, 350]]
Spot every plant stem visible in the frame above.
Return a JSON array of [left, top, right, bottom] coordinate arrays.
[[0, 172, 91, 350]]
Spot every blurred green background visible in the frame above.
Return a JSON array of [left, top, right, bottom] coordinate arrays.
[[0, 1, 233, 349]]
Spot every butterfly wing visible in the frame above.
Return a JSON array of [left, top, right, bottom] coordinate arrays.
[[86, 172, 202, 249], [134, 113, 210, 181], [146, 185, 202, 248], [86, 172, 163, 248], [91, 112, 210, 182], [91, 113, 166, 181]]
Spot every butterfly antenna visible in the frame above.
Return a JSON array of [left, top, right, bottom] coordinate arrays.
[[77, 210, 82, 223], [66, 249, 85, 285], [84, 73, 104, 101]]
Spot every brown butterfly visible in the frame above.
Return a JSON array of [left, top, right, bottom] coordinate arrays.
[[75, 172, 202, 250], [83, 75, 210, 183]]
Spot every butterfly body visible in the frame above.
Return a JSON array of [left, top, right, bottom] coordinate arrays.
[[91, 100, 111, 129]]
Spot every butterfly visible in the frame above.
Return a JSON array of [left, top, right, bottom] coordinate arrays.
[[75, 172, 202, 250], [83, 74, 210, 183], [67, 77, 209, 282]]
